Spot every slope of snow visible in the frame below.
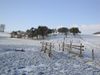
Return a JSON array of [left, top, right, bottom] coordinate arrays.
[[94, 34, 100, 36], [0, 34, 100, 75], [0, 32, 10, 38]]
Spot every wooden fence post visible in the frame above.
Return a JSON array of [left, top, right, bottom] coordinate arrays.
[[53, 43, 54, 48], [44, 42, 47, 53], [62, 41, 65, 51], [41, 42, 44, 52], [59, 44, 60, 51], [69, 41, 72, 53], [92, 49, 94, 60], [48, 43, 52, 57], [79, 43, 83, 57], [62, 38, 65, 51]]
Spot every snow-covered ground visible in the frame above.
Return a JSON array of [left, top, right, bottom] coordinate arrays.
[[94, 34, 100, 36], [0, 32, 10, 38], [0, 33, 100, 75]]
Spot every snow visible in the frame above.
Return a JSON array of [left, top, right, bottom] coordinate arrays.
[[94, 34, 100, 36], [0, 34, 100, 75], [0, 32, 10, 38]]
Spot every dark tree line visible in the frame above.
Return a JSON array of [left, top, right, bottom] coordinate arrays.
[[26, 26, 54, 39], [11, 26, 81, 39], [11, 26, 54, 39], [58, 27, 81, 37]]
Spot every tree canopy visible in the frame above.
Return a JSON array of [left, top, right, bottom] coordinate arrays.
[[70, 27, 81, 35], [58, 27, 69, 37]]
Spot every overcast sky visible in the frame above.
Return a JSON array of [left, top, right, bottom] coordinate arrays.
[[0, 0, 100, 34]]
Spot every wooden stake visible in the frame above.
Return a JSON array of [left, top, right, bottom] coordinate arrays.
[[69, 41, 72, 53], [48, 43, 52, 57], [44, 42, 47, 53], [53, 43, 54, 48], [59, 44, 60, 51], [79, 43, 83, 57], [41, 43, 44, 52], [92, 49, 94, 60], [62, 41, 65, 51]]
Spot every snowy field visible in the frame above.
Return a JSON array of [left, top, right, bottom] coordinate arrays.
[[0, 33, 100, 75]]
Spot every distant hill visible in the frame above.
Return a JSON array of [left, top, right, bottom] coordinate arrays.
[[93, 32, 100, 34]]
